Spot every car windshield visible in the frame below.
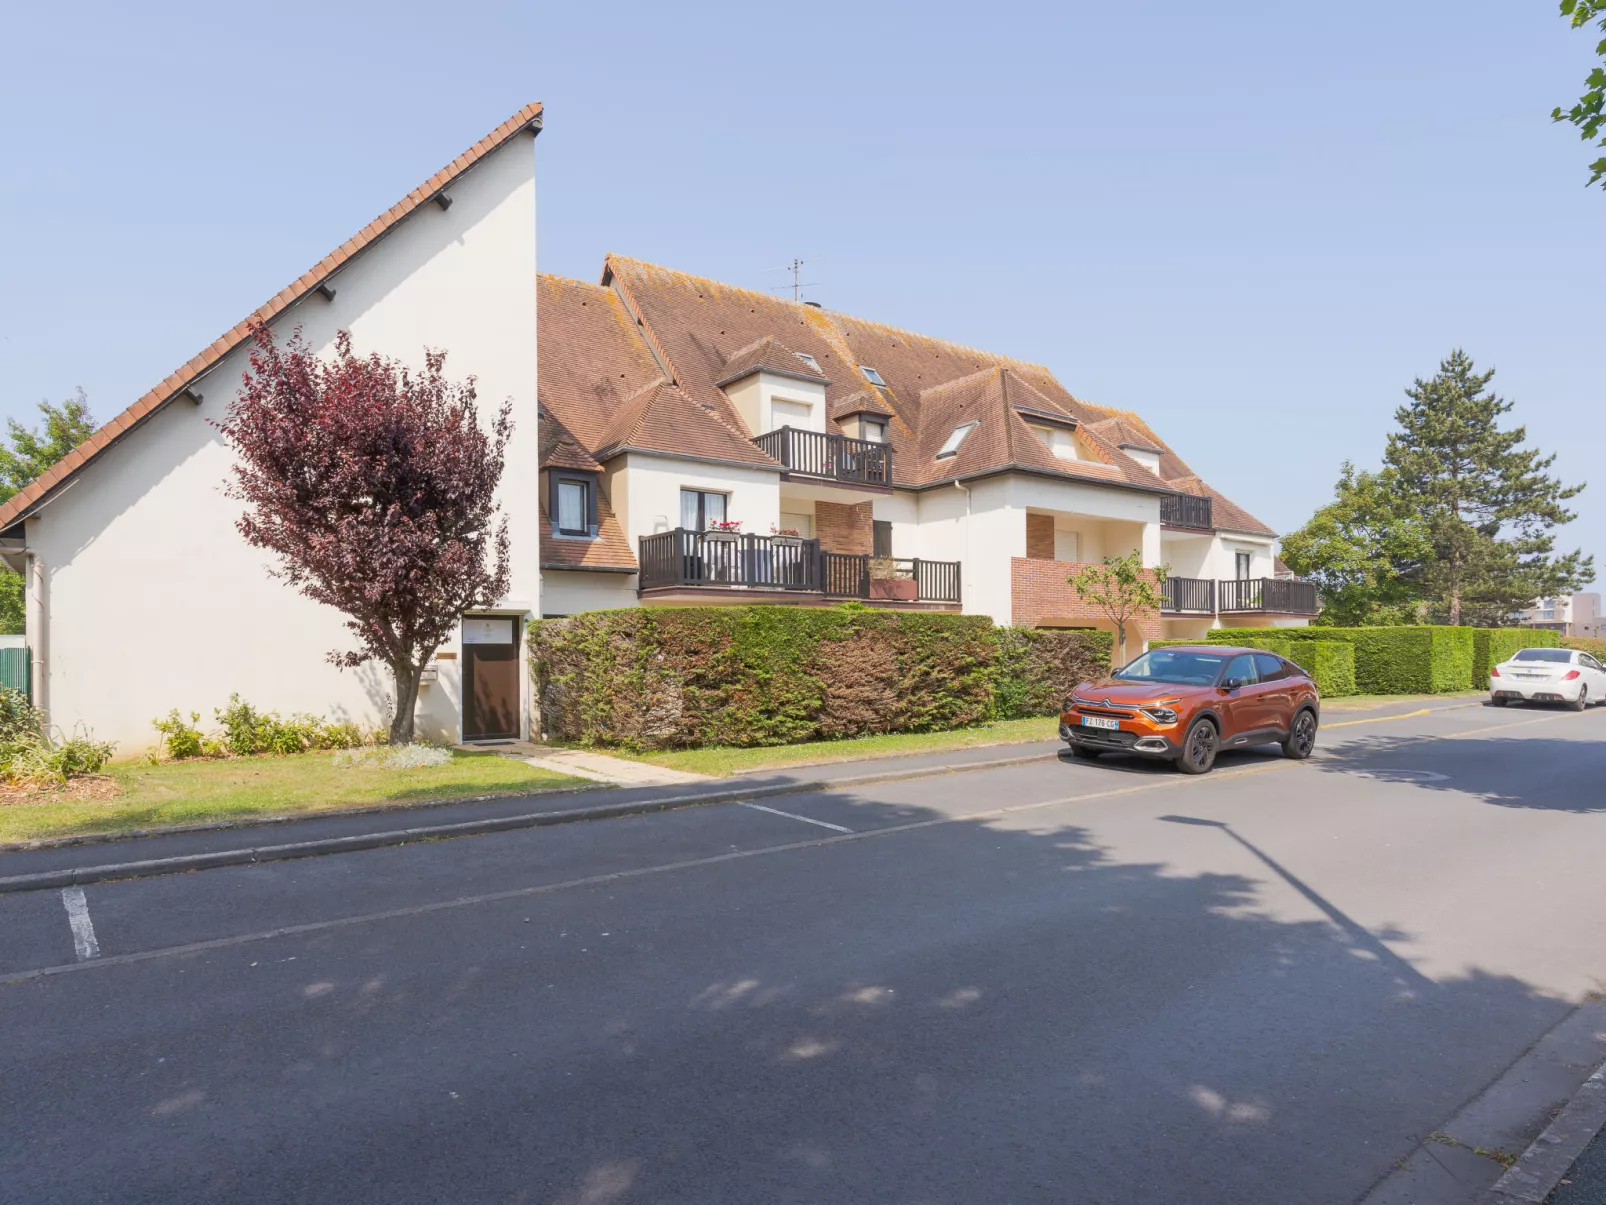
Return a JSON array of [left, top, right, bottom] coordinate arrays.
[[1114, 650, 1227, 686], [1512, 649, 1574, 663]]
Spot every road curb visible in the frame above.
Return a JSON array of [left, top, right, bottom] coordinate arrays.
[[0, 749, 1059, 894], [1482, 1061, 1606, 1204]]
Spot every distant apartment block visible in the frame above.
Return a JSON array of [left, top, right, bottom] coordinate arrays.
[[1519, 592, 1601, 638]]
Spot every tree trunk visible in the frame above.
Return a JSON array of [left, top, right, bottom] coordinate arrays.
[[389, 659, 422, 745], [1115, 621, 1127, 667]]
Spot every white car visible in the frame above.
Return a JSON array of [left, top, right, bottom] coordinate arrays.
[[1490, 647, 1606, 710]]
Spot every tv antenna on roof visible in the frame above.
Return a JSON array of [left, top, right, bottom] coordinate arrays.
[[763, 256, 822, 303]]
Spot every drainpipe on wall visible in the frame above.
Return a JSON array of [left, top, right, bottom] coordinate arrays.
[[952, 480, 972, 615], [25, 552, 44, 720]]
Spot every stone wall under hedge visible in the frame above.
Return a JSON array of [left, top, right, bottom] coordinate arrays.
[[530, 606, 1113, 749]]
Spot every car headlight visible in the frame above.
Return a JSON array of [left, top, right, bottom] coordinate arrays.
[[1139, 706, 1178, 725]]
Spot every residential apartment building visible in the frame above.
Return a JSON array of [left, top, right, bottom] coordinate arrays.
[[539, 257, 1315, 651], [1519, 593, 1601, 639]]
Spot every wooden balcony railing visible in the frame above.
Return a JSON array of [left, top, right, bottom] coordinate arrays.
[[1217, 577, 1319, 614], [1160, 493, 1213, 529], [751, 426, 892, 486], [1161, 576, 1216, 613], [638, 530, 959, 604]]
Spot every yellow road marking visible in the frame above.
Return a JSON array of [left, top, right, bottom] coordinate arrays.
[[1325, 708, 1433, 728]]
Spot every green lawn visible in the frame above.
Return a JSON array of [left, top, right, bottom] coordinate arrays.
[[0, 749, 591, 845], [597, 716, 1061, 778]]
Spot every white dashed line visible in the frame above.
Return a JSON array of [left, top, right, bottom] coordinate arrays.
[[738, 802, 853, 833], [60, 886, 100, 961]]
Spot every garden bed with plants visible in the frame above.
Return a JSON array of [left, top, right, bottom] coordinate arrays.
[[0, 694, 591, 845]]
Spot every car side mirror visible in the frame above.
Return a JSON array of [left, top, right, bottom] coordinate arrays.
[[1220, 677, 1244, 692]]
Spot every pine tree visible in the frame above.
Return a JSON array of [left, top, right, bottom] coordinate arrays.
[[1382, 350, 1591, 625]]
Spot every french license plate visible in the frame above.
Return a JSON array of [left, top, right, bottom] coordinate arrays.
[[1081, 715, 1120, 731]]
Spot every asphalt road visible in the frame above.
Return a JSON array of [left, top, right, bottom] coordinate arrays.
[[3, 701, 1604, 1204]]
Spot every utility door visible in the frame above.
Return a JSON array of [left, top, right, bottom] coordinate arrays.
[[462, 616, 520, 741]]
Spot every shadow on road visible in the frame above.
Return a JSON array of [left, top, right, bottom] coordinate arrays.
[[1, 761, 1581, 1205]]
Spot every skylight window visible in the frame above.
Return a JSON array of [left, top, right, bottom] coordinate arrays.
[[937, 421, 977, 459], [859, 365, 887, 387], [794, 352, 821, 372]]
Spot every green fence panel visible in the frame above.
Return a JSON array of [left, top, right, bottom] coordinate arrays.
[[0, 646, 29, 698]]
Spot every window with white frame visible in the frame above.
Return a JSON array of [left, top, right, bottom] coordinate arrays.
[[937, 421, 977, 458], [860, 417, 887, 443]]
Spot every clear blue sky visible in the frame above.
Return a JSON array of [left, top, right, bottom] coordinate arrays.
[[2, 1, 1600, 582]]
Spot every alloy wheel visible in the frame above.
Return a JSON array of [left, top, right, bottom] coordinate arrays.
[[1291, 710, 1317, 755]]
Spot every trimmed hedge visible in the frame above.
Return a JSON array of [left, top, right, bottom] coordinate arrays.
[[530, 606, 1113, 749], [1474, 628, 1560, 680], [1563, 636, 1606, 660], [1208, 626, 1474, 694], [1149, 636, 1356, 697]]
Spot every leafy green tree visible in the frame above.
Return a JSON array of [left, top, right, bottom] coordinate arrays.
[[0, 391, 97, 634], [0, 389, 96, 500], [1382, 350, 1590, 626], [1068, 550, 1167, 664], [1553, 0, 1606, 189], [1280, 464, 1429, 627]]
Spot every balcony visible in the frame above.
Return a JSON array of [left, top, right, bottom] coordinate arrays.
[[1161, 576, 1216, 614], [1160, 493, 1212, 529], [1217, 577, 1319, 614], [637, 529, 959, 606], [751, 426, 892, 488], [1161, 576, 1318, 616]]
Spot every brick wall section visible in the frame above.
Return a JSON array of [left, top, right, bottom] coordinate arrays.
[[1010, 557, 1163, 647], [816, 501, 874, 555], [1025, 513, 1055, 560]]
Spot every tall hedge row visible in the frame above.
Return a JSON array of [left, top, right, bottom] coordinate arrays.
[[1474, 628, 1561, 679], [1208, 626, 1475, 694], [530, 606, 1113, 749], [1563, 636, 1606, 660]]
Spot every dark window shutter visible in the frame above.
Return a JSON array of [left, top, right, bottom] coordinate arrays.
[[873, 520, 892, 559]]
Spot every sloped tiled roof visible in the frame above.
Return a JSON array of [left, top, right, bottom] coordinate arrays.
[[592, 380, 777, 467], [713, 335, 830, 387], [829, 390, 895, 421], [539, 484, 636, 572], [535, 254, 1280, 536], [0, 103, 546, 533]]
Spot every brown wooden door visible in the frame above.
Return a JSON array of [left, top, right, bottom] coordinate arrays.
[[462, 616, 520, 741]]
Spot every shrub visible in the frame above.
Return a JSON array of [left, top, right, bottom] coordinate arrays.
[[1206, 626, 1473, 694], [153, 710, 205, 760], [990, 628, 1115, 719], [0, 689, 116, 783], [531, 606, 1111, 749], [1474, 628, 1560, 680], [214, 695, 367, 757], [1563, 636, 1606, 660]]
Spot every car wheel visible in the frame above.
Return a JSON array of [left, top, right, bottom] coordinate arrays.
[[1070, 745, 1102, 760], [1176, 718, 1218, 775], [1282, 709, 1318, 760], [1490, 696, 1507, 707], [1570, 685, 1588, 713]]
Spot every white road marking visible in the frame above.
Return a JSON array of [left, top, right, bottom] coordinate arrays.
[[60, 886, 100, 961], [739, 802, 853, 833]]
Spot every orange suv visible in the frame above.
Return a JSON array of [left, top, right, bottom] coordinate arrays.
[[1059, 645, 1320, 774]]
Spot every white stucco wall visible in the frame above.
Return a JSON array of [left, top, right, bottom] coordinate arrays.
[[541, 570, 636, 617], [25, 134, 539, 751], [611, 452, 781, 543]]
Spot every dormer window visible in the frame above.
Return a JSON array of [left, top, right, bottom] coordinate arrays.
[[937, 421, 977, 459], [1029, 423, 1080, 461], [548, 470, 599, 539], [860, 418, 887, 444], [859, 366, 887, 387]]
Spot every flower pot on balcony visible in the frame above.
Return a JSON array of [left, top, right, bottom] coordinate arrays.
[[702, 530, 741, 544], [771, 536, 805, 547], [869, 578, 918, 601]]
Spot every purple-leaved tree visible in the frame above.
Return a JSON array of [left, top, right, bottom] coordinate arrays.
[[217, 325, 511, 744]]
